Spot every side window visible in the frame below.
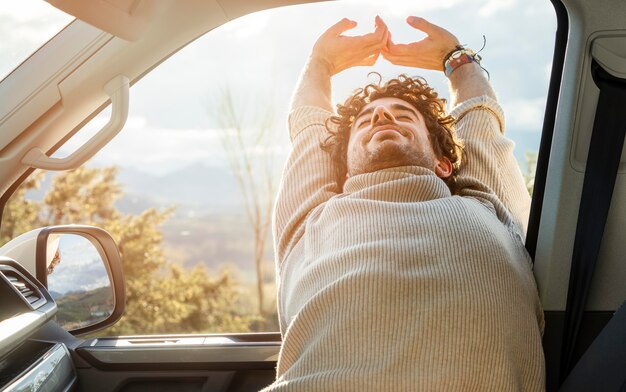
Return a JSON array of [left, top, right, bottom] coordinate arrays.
[[1, 0, 556, 334]]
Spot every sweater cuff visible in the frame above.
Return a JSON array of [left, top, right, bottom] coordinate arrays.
[[288, 106, 334, 141], [449, 95, 505, 133]]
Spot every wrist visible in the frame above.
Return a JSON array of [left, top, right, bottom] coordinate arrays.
[[447, 62, 495, 106], [309, 54, 335, 75], [443, 47, 482, 77], [447, 61, 482, 82]]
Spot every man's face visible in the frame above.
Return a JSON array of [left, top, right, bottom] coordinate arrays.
[[346, 97, 450, 178]]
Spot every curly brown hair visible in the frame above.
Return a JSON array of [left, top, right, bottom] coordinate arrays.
[[321, 73, 464, 193]]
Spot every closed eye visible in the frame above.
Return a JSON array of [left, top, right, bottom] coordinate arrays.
[[356, 118, 370, 128]]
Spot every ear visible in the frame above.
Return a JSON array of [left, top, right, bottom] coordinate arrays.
[[434, 157, 453, 179]]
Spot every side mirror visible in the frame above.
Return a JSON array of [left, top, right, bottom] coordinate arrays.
[[0, 225, 125, 335]]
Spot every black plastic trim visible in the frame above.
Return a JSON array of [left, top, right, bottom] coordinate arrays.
[[526, 0, 569, 259], [543, 310, 613, 392], [0, 259, 55, 309], [0, 265, 47, 311], [75, 346, 278, 372]]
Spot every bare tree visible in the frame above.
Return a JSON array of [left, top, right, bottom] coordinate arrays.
[[209, 88, 278, 319]]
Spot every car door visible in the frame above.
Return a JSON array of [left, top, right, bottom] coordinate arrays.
[[1, 0, 625, 391], [527, 0, 626, 389]]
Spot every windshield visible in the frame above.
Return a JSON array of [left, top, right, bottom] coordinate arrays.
[[0, 0, 73, 81]]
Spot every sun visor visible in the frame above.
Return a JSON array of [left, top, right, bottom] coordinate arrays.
[[45, 0, 159, 41]]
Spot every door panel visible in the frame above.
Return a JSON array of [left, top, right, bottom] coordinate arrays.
[[74, 333, 280, 392]]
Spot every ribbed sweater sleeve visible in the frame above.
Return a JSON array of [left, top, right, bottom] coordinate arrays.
[[273, 105, 337, 263], [450, 95, 532, 235]]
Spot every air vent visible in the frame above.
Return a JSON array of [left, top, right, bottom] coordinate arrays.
[[2, 270, 46, 309]]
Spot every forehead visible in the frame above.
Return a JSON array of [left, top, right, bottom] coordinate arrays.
[[357, 97, 422, 118]]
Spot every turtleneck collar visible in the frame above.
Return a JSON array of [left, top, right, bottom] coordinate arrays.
[[342, 166, 452, 203]]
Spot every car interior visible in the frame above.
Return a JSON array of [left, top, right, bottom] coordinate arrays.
[[0, 0, 625, 391]]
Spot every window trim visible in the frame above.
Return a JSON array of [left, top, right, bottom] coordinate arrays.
[[525, 0, 569, 259]]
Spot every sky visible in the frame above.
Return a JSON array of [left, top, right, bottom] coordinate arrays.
[[1, 0, 557, 175], [0, 0, 73, 81]]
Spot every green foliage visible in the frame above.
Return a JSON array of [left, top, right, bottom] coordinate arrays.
[[42, 166, 122, 225], [0, 172, 43, 245], [55, 286, 113, 330], [106, 265, 259, 335], [1, 166, 269, 335]]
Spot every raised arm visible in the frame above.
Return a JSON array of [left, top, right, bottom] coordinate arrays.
[[381, 16, 495, 106], [292, 17, 387, 110], [274, 18, 388, 263], [381, 17, 531, 233]]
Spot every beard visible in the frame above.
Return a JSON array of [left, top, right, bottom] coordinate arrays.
[[348, 139, 437, 177]]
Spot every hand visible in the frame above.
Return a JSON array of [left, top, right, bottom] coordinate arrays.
[[381, 16, 460, 71], [311, 16, 389, 76]]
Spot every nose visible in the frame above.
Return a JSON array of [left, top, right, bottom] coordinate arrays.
[[371, 106, 395, 125]]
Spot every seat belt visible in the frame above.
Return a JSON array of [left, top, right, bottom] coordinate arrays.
[[560, 301, 626, 391], [558, 60, 626, 384]]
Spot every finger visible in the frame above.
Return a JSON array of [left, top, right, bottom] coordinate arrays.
[[370, 29, 389, 50], [383, 31, 405, 54], [375, 15, 388, 31], [326, 18, 357, 36], [382, 31, 393, 51], [406, 16, 441, 37], [381, 29, 390, 46], [361, 16, 388, 43], [360, 26, 388, 47]]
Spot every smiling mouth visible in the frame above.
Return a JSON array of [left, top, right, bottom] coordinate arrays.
[[370, 128, 404, 142]]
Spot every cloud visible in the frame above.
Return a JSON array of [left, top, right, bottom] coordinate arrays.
[[502, 97, 547, 132], [479, 0, 518, 17], [53, 111, 291, 175], [93, 125, 228, 174]]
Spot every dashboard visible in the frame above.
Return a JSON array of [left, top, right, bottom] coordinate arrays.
[[0, 257, 76, 391]]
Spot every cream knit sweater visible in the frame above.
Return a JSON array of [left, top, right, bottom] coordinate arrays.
[[265, 96, 545, 391]]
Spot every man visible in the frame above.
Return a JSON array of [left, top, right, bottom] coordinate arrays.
[[265, 15, 545, 391]]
